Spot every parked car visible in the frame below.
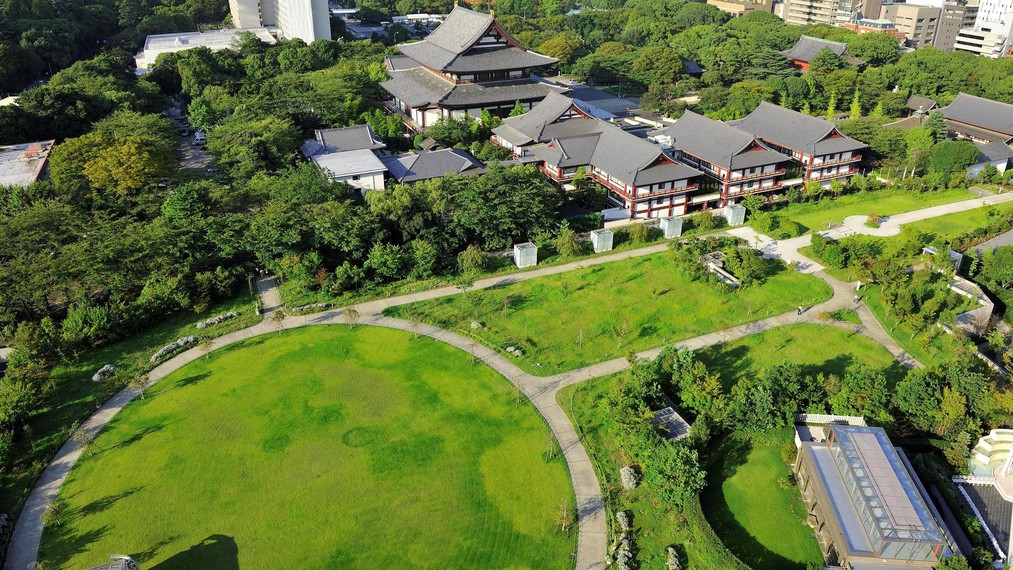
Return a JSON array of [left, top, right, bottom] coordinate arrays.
[[192, 131, 206, 146]]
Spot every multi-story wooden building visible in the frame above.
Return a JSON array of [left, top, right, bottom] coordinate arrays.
[[493, 93, 704, 219], [733, 102, 867, 185], [380, 6, 568, 131], [651, 111, 790, 208]]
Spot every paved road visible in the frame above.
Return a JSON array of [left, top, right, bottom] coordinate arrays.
[[18, 190, 1008, 568]]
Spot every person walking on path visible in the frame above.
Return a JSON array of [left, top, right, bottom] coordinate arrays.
[[797, 305, 803, 315]]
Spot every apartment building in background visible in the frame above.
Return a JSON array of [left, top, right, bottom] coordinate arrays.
[[953, 0, 1013, 56], [706, 0, 774, 16], [229, 0, 331, 42], [880, 2, 941, 47], [783, 0, 881, 25]]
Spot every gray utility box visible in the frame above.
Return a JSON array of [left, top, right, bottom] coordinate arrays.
[[590, 228, 614, 253], [513, 242, 538, 268], [724, 204, 746, 227], [660, 217, 684, 239]]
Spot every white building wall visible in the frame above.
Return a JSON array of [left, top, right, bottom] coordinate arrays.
[[262, 0, 330, 41], [334, 171, 385, 192], [976, 0, 1013, 26], [230, 0, 263, 28]]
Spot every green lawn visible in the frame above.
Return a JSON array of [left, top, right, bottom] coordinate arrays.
[[40, 326, 574, 569], [558, 374, 749, 570], [774, 188, 973, 234], [695, 324, 908, 390], [902, 201, 1013, 239], [0, 291, 262, 524], [860, 285, 970, 367], [702, 439, 823, 570], [388, 253, 832, 375]]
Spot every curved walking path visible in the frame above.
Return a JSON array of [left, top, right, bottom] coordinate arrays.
[[21, 190, 1004, 568]]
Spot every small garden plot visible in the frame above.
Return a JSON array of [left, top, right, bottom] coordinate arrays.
[[389, 245, 832, 375]]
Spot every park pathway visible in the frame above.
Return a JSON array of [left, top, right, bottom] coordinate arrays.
[[14, 188, 1009, 568]]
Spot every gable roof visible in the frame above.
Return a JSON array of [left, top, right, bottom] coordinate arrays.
[[381, 148, 485, 183], [492, 92, 589, 145], [496, 94, 702, 186], [944, 92, 1013, 140], [779, 35, 865, 66], [421, 6, 494, 55], [653, 111, 787, 170], [311, 149, 387, 179], [734, 102, 866, 156], [396, 6, 556, 72], [381, 66, 568, 108], [906, 94, 937, 112], [302, 125, 385, 157]]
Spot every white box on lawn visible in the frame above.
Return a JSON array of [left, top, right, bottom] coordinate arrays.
[[725, 204, 746, 227], [514, 242, 538, 268], [590, 228, 614, 253], [660, 217, 683, 239]]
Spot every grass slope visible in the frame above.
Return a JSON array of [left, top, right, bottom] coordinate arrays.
[[390, 254, 831, 375], [0, 292, 261, 523], [693, 325, 904, 570], [558, 374, 749, 570], [40, 326, 573, 569], [776, 188, 973, 234], [695, 323, 908, 390], [703, 440, 822, 570]]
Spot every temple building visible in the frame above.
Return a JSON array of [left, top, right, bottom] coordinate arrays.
[[733, 102, 867, 185], [779, 35, 866, 70], [651, 111, 790, 208], [380, 5, 568, 131], [493, 93, 704, 219]]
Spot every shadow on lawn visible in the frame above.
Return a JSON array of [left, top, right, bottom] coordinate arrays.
[[703, 441, 809, 570], [77, 486, 145, 518], [150, 534, 239, 569]]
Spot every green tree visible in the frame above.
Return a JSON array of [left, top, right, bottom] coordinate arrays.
[[538, 32, 583, 67], [808, 48, 847, 73], [509, 100, 525, 117], [923, 110, 948, 142], [450, 165, 564, 250], [849, 91, 862, 119], [207, 115, 300, 178], [930, 140, 979, 178]]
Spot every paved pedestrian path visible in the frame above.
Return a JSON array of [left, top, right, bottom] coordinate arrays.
[[836, 190, 1013, 238]]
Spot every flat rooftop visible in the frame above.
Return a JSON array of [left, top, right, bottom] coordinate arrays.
[[0, 140, 54, 187], [135, 28, 277, 72], [806, 426, 948, 558]]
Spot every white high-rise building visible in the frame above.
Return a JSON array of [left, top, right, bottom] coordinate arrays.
[[230, 0, 330, 42], [953, 0, 1012, 56]]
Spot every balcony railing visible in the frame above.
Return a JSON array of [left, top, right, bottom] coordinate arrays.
[[728, 168, 786, 182], [590, 171, 698, 199], [383, 101, 422, 133], [539, 164, 577, 182], [806, 167, 859, 181], [810, 154, 862, 167], [724, 181, 783, 196]]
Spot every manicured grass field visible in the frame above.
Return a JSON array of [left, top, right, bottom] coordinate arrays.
[[901, 201, 1013, 238], [40, 327, 574, 569], [0, 291, 262, 525], [695, 324, 908, 390], [389, 254, 832, 375], [558, 374, 750, 570], [703, 439, 823, 570], [776, 188, 973, 234]]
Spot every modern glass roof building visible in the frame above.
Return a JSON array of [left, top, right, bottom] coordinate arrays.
[[795, 425, 961, 568]]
